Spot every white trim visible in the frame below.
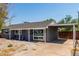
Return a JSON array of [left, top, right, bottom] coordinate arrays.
[[34, 36, 44, 37], [33, 29, 45, 41], [49, 23, 77, 27], [10, 27, 47, 30]]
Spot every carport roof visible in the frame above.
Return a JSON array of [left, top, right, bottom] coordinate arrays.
[[49, 23, 78, 27]]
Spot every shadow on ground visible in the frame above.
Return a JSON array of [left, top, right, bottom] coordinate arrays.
[[6, 38, 67, 44], [48, 38, 67, 44], [30, 38, 67, 44]]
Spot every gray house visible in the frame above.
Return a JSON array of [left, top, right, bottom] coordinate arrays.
[[2, 20, 77, 43]]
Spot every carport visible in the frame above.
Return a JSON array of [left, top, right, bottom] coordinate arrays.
[[48, 23, 78, 53]]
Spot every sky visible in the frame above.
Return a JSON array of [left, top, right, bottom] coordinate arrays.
[[8, 3, 79, 24]]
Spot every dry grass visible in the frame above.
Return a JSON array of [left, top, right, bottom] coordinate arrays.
[[0, 38, 74, 56], [0, 47, 16, 56]]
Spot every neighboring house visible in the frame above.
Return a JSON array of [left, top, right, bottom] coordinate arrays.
[[2, 20, 77, 42]]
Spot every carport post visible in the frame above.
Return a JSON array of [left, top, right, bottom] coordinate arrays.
[[72, 24, 77, 56], [73, 24, 76, 49]]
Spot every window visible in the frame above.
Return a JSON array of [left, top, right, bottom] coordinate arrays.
[[14, 30, 19, 35], [2, 29, 9, 35], [34, 30, 43, 36], [34, 37, 43, 40], [33, 29, 44, 40], [38, 37, 43, 39], [3, 29, 9, 33], [34, 37, 38, 39]]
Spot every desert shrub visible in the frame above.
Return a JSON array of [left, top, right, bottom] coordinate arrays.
[[22, 48, 28, 51], [32, 48, 36, 51], [7, 44, 13, 47]]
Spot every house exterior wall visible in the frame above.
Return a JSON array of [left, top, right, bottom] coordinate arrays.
[[21, 30, 28, 41], [3, 27, 58, 42], [2, 29, 9, 39], [46, 26, 58, 41], [30, 30, 33, 41]]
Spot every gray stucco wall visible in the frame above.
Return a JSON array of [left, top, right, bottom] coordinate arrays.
[[3, 27, 58, 42], [2, 29, 9, 38], [46, 26, 58, 42]]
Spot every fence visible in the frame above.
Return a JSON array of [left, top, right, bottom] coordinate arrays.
[[58, 31, 79, 39]]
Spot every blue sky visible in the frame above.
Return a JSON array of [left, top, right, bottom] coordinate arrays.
[[8, 3, 79, 24]]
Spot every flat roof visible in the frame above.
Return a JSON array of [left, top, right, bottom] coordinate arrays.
[[49, 23, 78, 27]]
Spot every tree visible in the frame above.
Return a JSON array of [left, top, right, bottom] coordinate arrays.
[[58, 15, 72, 31], [58, 19, 65, 24], [58, 15, 72, 24], [65, 15, 72, 23], [45, 18, 56, 23], [71, 19, 77, 23], [0, 3, 8, 31]]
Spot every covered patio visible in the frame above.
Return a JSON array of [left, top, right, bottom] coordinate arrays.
[[48, 23, 77, 55]]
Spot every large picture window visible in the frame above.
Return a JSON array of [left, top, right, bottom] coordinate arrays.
[[34, 30, 43, 36], [33, 29, 44, 40]]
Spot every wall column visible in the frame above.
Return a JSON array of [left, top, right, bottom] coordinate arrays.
[[9, 29, 11, 40], [44, 29, 46, 43], [33, 29, 34, 41], [28, 29, 30, 42], [19, 30, 21, 41]]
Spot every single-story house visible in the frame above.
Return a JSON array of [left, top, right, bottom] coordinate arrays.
[[2, 20, 77, 44]]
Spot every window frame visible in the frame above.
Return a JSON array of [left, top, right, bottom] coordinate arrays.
[[33, 29, 44, 40]]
